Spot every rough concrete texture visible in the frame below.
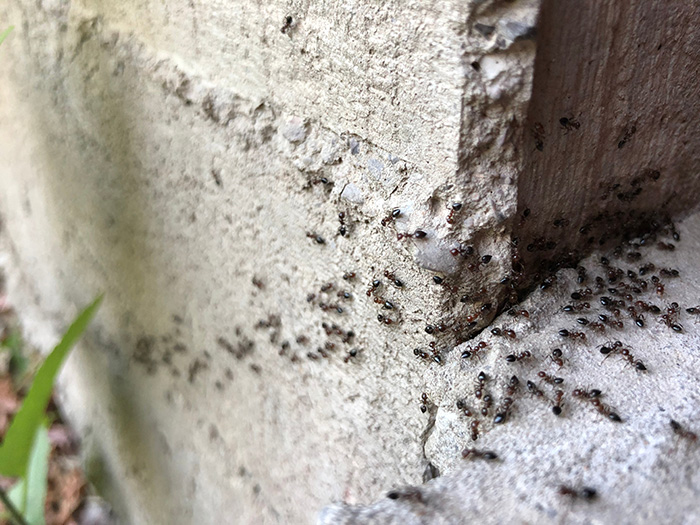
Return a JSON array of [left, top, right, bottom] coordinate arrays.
[[0, 0, 539, 523], [321, 211, 700, 524]]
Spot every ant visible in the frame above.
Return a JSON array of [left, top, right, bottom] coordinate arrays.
[[474, 371, 487, 400], [461, 448, 498, 461], [470, 419, 480, 441], [343, 348, 359, 363], [381, 208, 401, 227], [505, 351, 531, 362], [462, 341, 488, 360], [660, 302, 683, 332], [598, 314, 623, 330], [558, 329, 586, 342], [552, 390, 564, 416], [562, 302, 590, 313], [366, 279, 381, 297], [446, 202, 462, 224], [481, 394, 493, 416], [670, 419, 698, 443], [338, 212, 348, 236], [573, 388, 621, 422], [306, 232, 325, 244], [414, 348, 430, 361], [550, 348, 564, 368], [342, 271, 356, 281], [456, 399, 473, 418], [506, 308, 530, 318], [494, 376, 519, 424], [538, 371, 564, 385], [383, 270, 404, 288], [386, 487, 423, 503], [559, 116, 580, 132], [280, 15, 295, 34], [526, 380, 545, 398], [419, 392, 431, 413], [397, 230, 428, 240], [557, 485, 597, 501], [531, 123, 545, 151]]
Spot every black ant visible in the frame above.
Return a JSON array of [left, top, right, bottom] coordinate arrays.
[[557, 485, 597, 501], [306, 232, 325, 244], [559, 116, 580, 132], [419, 392, 430, 413], [558, 329, 586, 342], [461, 448, 498, 460], [670, 419, 698, 443]]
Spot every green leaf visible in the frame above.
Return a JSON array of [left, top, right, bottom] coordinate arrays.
[[0, 295, 103, 477], [24, 424, 50, 525], [0, 26, 14, 47]]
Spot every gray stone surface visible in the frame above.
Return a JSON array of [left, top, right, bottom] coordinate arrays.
[[0, 1, 538, 523], [321, 211, 700, 524]]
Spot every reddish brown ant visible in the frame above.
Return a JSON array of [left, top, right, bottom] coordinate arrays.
[[381, 208, 401, 227], [419, 392, 430, 413], [494, 375, 519, 424], [446, 202, 462, 224], [481, 394, 493, 416], [660, 302, 683, 332], [505, 351, 532, 362], [470, 419, 480, 441], [550, 348, 564, 368], [538, 371, 564, 386], [552, 390, 564, 416], [461, 341, 488, 360], [562, 302, 590, 313], [456, 399, 473, 417], [474, 371, 487, 400]]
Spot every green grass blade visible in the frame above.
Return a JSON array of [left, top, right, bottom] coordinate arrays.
[[24, 424, 49, 525], [0, 26, 14, 47], [0, 295, 102, 477], [7, 479, 26, 519]]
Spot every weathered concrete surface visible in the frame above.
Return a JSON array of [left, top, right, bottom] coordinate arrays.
[[321, 211, 700, 525], [0, 0, 538, 523]]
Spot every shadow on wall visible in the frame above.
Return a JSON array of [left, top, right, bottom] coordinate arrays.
[[13, 13, 193, 524]]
